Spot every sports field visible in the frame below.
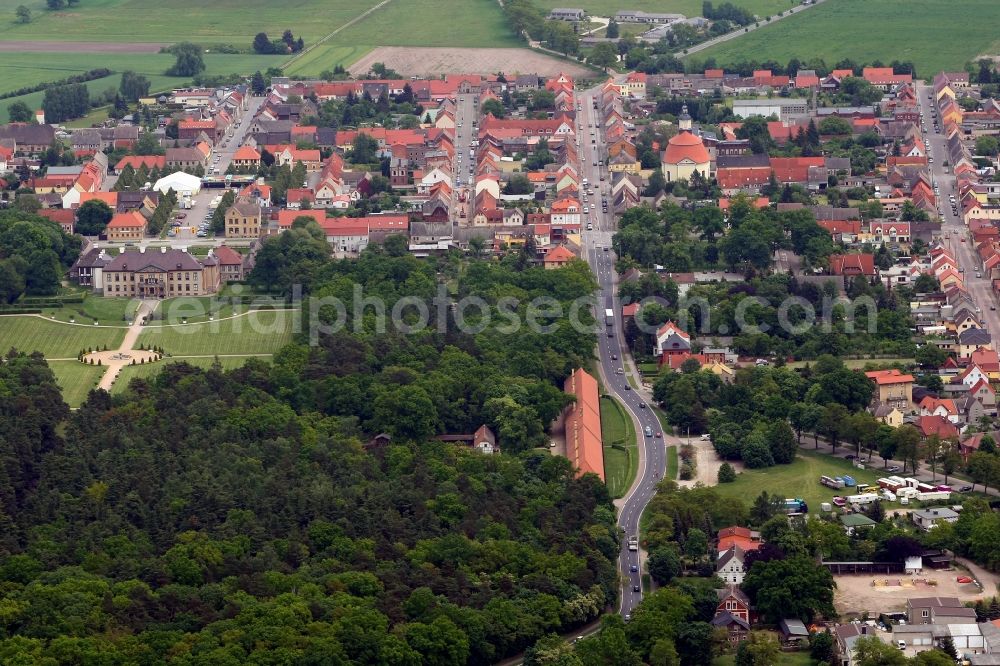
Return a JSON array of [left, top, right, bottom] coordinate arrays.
[[0, 316, 125, 358], [49, 360, 105, 407], [533, 0, 795, 19], [111, 355, 267, 394], [136, 310, 296, 356], [693, 0, 1000, 77]]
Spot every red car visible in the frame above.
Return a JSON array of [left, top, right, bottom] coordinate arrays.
[[176, 213, 187, 219]]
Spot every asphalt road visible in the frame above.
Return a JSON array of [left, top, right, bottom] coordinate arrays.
[[577, 88, 666, 617], [915, 83, 1000, 329], [451, 92, 477, 222], [169, 95, 267, 243]]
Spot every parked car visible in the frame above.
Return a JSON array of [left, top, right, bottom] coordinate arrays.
[[176, 213, 186, 219], [887, 465, 901, 473], [960, 485, 974, 493]]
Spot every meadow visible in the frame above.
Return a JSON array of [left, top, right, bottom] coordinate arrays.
[[600, 396, 638, 498], [136, 309, 296, 356], [48, 360, 105, 407], [712, 448, 885, 510], [0, 0, 377, 43], [0, 316, 125, 358], [111, 355, 266, 394], [693, 0, 1000, 78], [533, 0, 797, 20]]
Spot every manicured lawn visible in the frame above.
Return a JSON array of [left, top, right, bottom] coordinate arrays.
[[0, 0, 378, 43], [666, 445, 678, 480], [48, 361, 105, 407], [40, 296, 139, 325], [0, 316, 125, 358], [147, 297, 250, 326], [713, 448, 884, 511], [111, 355, 266, 394], [714, 651, 815, 666], [534, 0, 795, 19], [601, 395, 638, 498], [692, 0, 1000, 78], [136, 309, 296, 356]]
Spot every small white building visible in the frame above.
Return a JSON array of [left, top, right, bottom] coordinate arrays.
[[912, 507, 960, 531]]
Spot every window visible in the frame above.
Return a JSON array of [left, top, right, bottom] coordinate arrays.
[[922, 610, 929, 618]]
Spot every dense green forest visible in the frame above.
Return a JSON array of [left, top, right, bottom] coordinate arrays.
[[0, 236, 619, 664]]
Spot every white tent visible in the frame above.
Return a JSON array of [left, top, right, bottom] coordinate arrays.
[[153, 171, 201, 197]]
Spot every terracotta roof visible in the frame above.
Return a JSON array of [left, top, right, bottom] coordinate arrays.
[[865, 369, 915, 385], [663, 131, 709, 165], [544, 245, 576, 264], [107, 210, 146, 229], [918, 414, 959, 439], [829, 253, 876, 276], [564, 368, 604, 481], [213, 245, 243, 266], [232, 145, 261, 160]]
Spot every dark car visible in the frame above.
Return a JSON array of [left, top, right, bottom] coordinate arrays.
[[611, 354, 618, 360], [638, 402, 645, 408], [960, 485, 973, 492], [632, 584, 640, 593], [844, 454, 856, 460], [623, 384, 631, 391], [629, 564, 638, 572]]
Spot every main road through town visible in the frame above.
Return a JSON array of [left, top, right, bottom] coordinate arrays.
[[577, 85, 666, 617], [916, 83, 1000, 330]]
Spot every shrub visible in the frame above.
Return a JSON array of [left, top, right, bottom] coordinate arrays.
[[718, 463, 736, 483]]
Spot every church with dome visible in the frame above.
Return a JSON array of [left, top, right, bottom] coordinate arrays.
[[661, 105, 712, 182]]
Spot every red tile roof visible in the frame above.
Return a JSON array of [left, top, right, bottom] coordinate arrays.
[[564, 368, 604, 481]]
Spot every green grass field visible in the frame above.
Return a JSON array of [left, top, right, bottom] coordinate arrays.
[[534, 0, 796, 19], [111, 355, 266, 394], [713, 448, 885, 511], [0, 52, 283, 122], [39, 296, 139, 324], [693, 0, 1000, 77], [601, 396, 638, 498], [0, 315, 125, 358], [0, 0, 379, 43], [713, 651, 815, 666], [666, 445, 678, 480], [49, 360, 104, 407], [136, 309, 295, 356]]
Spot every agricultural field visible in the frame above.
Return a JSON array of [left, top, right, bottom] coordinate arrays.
[[0, 52, 282, 122], [48, 360, 105, 407], [712, 448, 884, 510], [601, 396, 638, 498], [111, 355, 267, 394], [0, 0, 378, 43], [534, 0, 797, 20], [290, 0, 521, 76], [136, 309, 296, 356], [692, 0, 1000, 77], [0, 315, 125, 358]]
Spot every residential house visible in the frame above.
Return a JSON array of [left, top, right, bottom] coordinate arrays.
[[865, 369, 915, 410], [655, 320, 691, 358], [829, 253, 877, 277], [713, 586, 752, 645], [213, 245, 245, 281], [717, 545, 746, 585], [231, 145, 261, 170], [224, 199, 263, 238], [543, 245, 575, 269], [105, 211, 147, 242], [717, 526, 762, 553], [833, 624, 884, 666], [70, 246, 111, 288], [166, 143, 210, 170], [907, 597, 963, 624], [0, 123, 55, 154]]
